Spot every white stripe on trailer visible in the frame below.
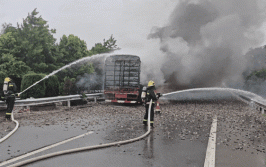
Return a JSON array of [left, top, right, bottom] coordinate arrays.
[[105, 100, 137, 103], [117, 100, 137, 103]]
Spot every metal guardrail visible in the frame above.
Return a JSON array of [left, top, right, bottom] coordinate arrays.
[[235, 94, 266, 114], [0, 87, 264, 114], [0, 93, 104, 107], [161, 87, 266, 115], [248, 98, 266, 115]]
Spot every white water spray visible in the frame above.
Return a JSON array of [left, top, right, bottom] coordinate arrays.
[[19, 54, 109, 96], [161, 87, 266, 104]]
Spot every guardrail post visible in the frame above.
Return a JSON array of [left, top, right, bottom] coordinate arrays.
[[67, 100, 70, 108], [27, 106, 30, 113], [94, 97, 97, 103], [250, 101, 254, 107], [262, 108, 265, 115]]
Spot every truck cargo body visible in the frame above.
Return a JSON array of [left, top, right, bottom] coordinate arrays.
[[104, 55, 142, 103]]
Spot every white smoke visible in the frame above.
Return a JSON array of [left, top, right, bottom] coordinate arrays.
[[76, 73, 103, 91]]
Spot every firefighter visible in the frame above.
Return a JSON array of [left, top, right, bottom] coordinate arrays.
[[1, 77, 17, 120], [143, 80, 158, 127]]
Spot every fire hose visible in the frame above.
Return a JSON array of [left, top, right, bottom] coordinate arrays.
[[0, 112, 19, 143], [5, 99, 153, 167]]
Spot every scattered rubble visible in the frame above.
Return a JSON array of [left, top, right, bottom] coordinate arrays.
[[0, 100, 265, 157]]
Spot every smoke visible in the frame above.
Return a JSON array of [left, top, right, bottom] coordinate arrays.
[[147, 0, 266, 90], [76, 73, 104, 92], [75, 54, 109, 92], [112, 46, 165, 86]]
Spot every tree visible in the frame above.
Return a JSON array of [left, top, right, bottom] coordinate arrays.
[[0, 32, 30, 78], [0, 32, 16, 55], [0, 9, 121, 97], [45, 75, 59, 97], [0, 54, 30, 78], [57, 34, 89, 66], [56, 62, 94, 95], [0, 23, 15, 35], [103, 34, 118, 50], [14, 8, 58, 73], [20, 73, 46, 99], [88, 35, 119, 55]]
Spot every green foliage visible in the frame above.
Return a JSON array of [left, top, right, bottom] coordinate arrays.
[[0, 8, 120, 97], [0, 71, 6, 92], [1, 23, 16, 35], [244, 68, 266, 96], [88, 35, 119, 55], [57, 62, 94, 95], [57, 34, 89, 65], [0, 54, 30, 78], [89, 43, 109, 55], [21, 73, 46, 99], [103, 34, 118, 50], [45, 75, 59, 97], [246, 69, 266, 81], [62, 77, 75, 95], [0, 32, 30, 78], [0, 32, 16, 54], [13, 8, 57, 73]]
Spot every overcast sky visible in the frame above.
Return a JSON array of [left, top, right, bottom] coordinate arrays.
[[0, 0, 177, 49], [1, 0, 266, 87]]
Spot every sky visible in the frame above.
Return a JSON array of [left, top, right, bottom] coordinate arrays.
[[0, 0, 177, 49], [0, 0, 177, 84], [1, 0, 266, 90]]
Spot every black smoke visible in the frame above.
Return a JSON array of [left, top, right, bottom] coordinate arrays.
[[148, 0, 266, 90]]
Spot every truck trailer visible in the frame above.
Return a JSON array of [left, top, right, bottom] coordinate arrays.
[[104, 55, 142, 103]]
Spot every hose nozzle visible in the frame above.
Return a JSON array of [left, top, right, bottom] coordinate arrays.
[[17, 93, 22, 97]]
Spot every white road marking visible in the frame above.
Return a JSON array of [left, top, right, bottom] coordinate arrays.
[[0, 131, 94, 167], [204, 115, 217, 167]]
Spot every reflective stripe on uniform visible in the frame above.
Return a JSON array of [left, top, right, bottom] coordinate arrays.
[[143, 119, 153, 123], [6, 113, 11, 115]]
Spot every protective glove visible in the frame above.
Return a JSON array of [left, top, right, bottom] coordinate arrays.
[[156, 93, 162, 99]]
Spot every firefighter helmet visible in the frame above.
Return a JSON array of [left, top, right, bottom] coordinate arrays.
[[4, 77, 11, 82], [147, 80, 155, 87]]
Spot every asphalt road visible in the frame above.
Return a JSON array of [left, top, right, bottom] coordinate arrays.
[[0, 100, 265, 167]]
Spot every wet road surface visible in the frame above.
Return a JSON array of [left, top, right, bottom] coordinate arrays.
[[0, 100, 265, 166]]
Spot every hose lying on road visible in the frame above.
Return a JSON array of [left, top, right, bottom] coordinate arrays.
[[0, 112, 19, 143], [7, 100, 153, 167]]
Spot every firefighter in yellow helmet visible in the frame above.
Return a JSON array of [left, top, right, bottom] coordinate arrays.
[[1, 77, 17, 120], [143, 80, 158, 127]]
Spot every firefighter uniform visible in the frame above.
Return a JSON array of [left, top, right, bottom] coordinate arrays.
[[143, 80, 158, 127], [2, 77, 17, 120]]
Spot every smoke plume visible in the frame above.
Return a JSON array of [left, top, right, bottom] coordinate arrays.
[[147, 0, 266, 90]]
